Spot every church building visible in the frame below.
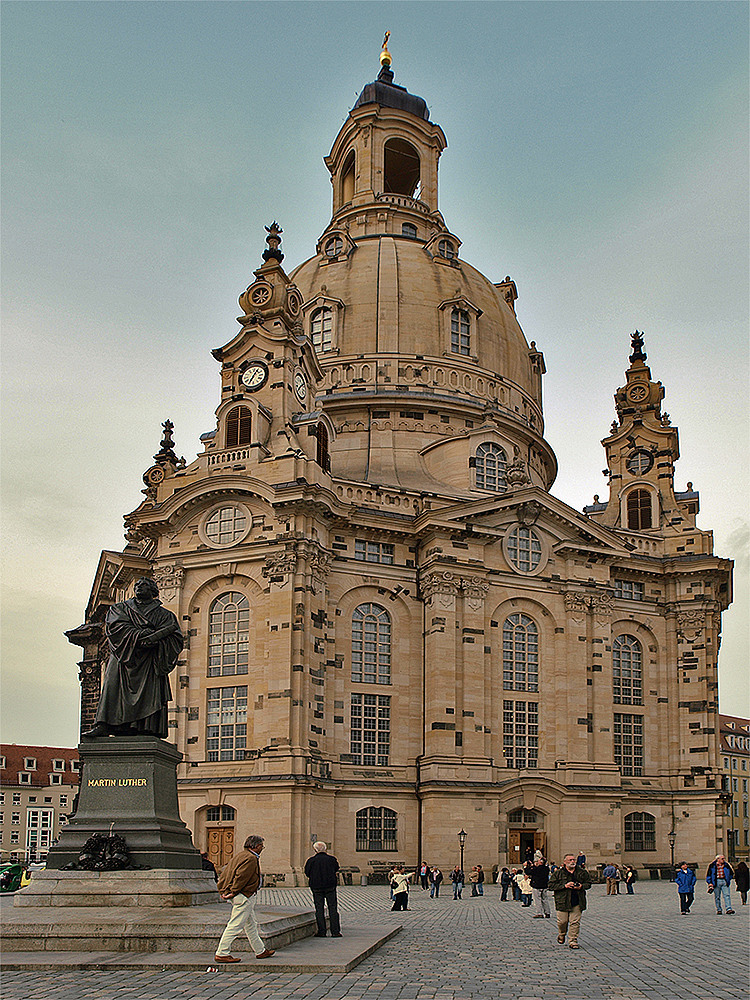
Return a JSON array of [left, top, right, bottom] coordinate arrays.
[[69, 41, 733, 882]]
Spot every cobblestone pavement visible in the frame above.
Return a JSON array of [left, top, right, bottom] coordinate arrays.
[[2, 881, 748, 999]]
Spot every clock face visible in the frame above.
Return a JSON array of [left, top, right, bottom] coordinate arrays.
[[627, 383, 648, 403], [250, 285, 271, 305], [294, 371, 307, 402], [241, 361, 268, 391], [626, 450, 653, 475]]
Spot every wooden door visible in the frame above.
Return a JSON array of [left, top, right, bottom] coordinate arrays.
[[207, 827, 234, 870], [534, 830, 547, 857], [508, 828, 522, 861]]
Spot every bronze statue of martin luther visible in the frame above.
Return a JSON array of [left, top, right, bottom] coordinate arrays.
[[83, 577, 184, 739]]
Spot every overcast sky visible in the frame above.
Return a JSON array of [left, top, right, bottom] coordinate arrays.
[[2, 1, 748, 747]]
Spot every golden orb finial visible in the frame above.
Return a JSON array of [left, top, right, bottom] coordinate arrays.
[[380, 30, 391, 67]]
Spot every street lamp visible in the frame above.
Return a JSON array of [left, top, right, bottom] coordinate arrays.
[[667, 829, 676, 870], [458, 829, 467, 873]]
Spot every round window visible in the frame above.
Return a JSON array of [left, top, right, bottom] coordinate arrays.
[[203, 505, 249, 546], [626, 450, 653, 475], [325, 236, 343, 257], [506, 526, 542, 573]]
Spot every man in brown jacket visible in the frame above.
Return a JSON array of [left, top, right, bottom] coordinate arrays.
[[214, 834, 275, 962]]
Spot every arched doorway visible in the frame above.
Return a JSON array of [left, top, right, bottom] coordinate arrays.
[[507, 808, 546, 863]]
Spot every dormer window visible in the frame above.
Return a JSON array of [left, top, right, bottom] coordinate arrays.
[[438, 238, 456, 260], [311, 307, 333, 352], [626, 489, 653, 530], [475, 443, 507, 492], [325, 236, 343, 258], [451, 308, 470, 355], [226, 406, 251, 448], [402, 222, 417, 239], [24, 758, 36, 771]]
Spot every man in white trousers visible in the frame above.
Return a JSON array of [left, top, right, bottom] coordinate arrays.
[[214, 834, 275, 962]]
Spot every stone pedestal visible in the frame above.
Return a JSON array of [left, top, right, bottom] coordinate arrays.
[[14, 869, 219, 907], [45, 737, 201, 871]]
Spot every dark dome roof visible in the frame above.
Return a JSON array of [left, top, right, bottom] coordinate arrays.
[[352, 67, 429, 120]]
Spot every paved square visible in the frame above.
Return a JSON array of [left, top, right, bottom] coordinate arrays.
[[2, 880, 747, 999]]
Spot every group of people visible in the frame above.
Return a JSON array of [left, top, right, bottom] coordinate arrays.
[[208, 836, 750, 962], [674, 855, 749, 915], [602, 861, 637, 894]]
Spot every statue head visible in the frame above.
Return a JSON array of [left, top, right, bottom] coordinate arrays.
[[133, 578, 159, 602]]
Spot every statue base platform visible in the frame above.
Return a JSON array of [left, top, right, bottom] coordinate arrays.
[[45, 737, 201, 871], [13, 869, 219, 908]]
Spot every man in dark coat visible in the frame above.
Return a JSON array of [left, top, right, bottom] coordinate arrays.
[[83, 577, 183, 739], [304, 841, 342, 936]]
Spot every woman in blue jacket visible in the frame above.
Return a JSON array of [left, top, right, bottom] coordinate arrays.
[[673, 862, 697, 914]]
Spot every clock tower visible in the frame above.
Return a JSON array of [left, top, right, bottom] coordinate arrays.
[[208, 222, 333, 469]]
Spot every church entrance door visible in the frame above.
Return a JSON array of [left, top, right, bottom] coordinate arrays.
[[207, 827, 234, 869], [508, 828, 545, 863]]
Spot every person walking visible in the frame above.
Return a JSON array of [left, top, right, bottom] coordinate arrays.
[[530, 855, 551, 918], [673, 862, 697, 914], [499, 867, 512, 901], [548, 852, 592, 949], [734, 861, 749, 905], [706, 854, 735, 914], [429, 866, 443, 898], [304, 841, 342, 937], [214, 834, 275, 963], [451, 865, 464, 899], [390, 866, 412, 911]]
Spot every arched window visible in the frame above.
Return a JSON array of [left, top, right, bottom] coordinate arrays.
[[624, 811, 656, 851], [475, 443, 507, 492], [352, 603, 391, 683], [402, 222, 417, 239], [208, 592, 250, 677], [450, 307, 470, 354], [311, 307, 332, 352], [355, 806, 397, 851], [341, 150, 355, 205], [503, 613, 539, 691], [226, 406, 251, 447], [315, 422, 330, 471], [613, 634, 643, 705], [384, 138, 420, 197], [627, 489, 652, 529]]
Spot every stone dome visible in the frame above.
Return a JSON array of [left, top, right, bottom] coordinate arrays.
[[290, 235, 535, 397]]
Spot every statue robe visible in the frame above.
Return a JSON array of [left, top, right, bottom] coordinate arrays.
[[95, 597, 184, 738]]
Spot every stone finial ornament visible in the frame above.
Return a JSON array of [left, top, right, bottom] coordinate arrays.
[[154, 419, 178, 466], [629, 330, 647, 364], [262, 221, 284, 264]]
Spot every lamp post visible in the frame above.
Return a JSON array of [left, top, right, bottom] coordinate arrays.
[[667, 829, 676, 871], [458, 829, 467, 873]]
